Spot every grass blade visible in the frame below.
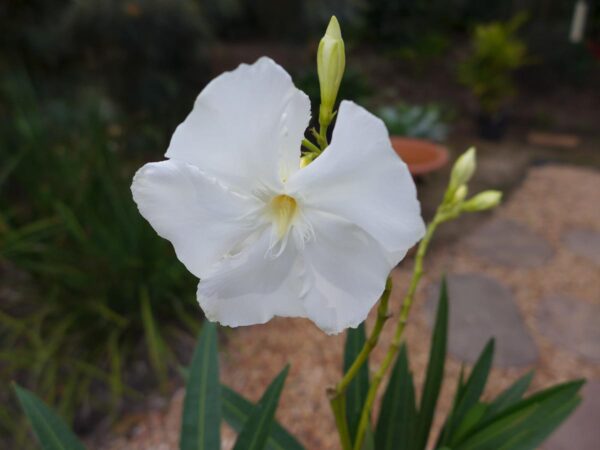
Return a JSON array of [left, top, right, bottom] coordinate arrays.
[[222, 385, 305, 450], [140, 287, 168, 388], [13, 383, 86, 450], [180, 321, 221, 450], [415, 277, 449, 450], [344, 322, 370, 443], [233, 366, 290, 450], [375, 343, 417, 450]]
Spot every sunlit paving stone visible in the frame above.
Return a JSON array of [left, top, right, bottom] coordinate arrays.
[[536, 294, 600, 363], [562, 228, 600, 266], [426, 273, 538, 367], [466, 218, 554, 267]]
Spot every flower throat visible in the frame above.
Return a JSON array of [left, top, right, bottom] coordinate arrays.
[[270, 194, 297, 239]]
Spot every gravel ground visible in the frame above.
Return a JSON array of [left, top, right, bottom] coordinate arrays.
[[96, 164, 600, 450]]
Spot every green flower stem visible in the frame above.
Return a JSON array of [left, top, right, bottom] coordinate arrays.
[[329, 389, 352, 450], [318, 122, 329, 150], [302, 138, 321, 155], [329, 278, 392, 450], [352, 212, 444, 450], [311, 126, 328, 150]]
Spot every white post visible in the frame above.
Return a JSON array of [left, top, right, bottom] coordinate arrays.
[[569, 0, 589, 43]]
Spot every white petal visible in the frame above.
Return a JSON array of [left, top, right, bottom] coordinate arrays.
[[300, 211, 392, 334], [166, 57, 310, 192], [197, 230, 306, 327], [287, 100, 425, 262], [131, 160, 260, 278]]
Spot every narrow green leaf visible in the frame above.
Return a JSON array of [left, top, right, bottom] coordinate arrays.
[[233, 366, 290, 450], [501, 395, 581, 450], [375, 343, 417, 450], [140, 288, 168, 388], [484, 371, 533, 420], [13, 383, 86, 450], [221, 385, 305, 450], [180, 321, 221, 450], [415, 277, 449, 450], [478, 379, 584, 431], [344, 322, 369, 443], [451, 402, 488, 444], [454, 380, 584, 450], [434, 364, 467, 449], [443, 339, 495, 447], [361, 426, 376, 450]]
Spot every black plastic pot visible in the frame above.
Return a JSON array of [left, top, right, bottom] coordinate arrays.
[[477, 112, 508, 141]]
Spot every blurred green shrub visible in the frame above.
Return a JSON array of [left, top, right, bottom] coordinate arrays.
[[0, 74, 197, 444], [57, 0, 211, 120], [458, 14, 528, 114], [378, 102, 453, 141]]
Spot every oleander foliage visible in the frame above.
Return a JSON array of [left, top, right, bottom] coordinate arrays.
[[15, 279, 583, 449]]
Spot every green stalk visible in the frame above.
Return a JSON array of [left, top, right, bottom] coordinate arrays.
[[302, 138, 321, 154], [352, 213, 444, 450], [329, 278, 392, 449]]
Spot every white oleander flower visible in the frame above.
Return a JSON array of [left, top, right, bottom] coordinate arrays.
[[131, 57, 425, 334]]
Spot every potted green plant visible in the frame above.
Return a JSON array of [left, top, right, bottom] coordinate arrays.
[[378, 102, 451, 175], [459, 14, 528, 140]]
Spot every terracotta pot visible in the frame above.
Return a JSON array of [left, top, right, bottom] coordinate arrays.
[[390, 136, 449, 176]]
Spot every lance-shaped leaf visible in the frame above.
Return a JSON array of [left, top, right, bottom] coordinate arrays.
[[222, 385, 305, 450], [453, 380, 584, 450], [13, 383, 86, 450], [180, 321, 221, 450], [375, 343, 417, 450], [233, 366, 290, 450], [483, 371, 533, 420], [442, 339, 495, 447], [415, 277, 448, 450], [344, 322, 370, 444]]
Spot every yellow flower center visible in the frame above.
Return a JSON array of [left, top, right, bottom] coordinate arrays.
[[270, 194, 298, 239]]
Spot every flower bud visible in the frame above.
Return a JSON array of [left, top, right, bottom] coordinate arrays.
[[317, 16, 345, 127], [449, 147, 476, 192], [452, 184, 468, 204], [462, 190, 503, 212]]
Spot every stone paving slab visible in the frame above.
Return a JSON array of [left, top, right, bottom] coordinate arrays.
[[562, 228, 600, 266], [426, 273, 538, 367], [536, 294, 600, 363], [467, 219, 554, 268]]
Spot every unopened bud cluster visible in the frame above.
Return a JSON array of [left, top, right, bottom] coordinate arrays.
[[439, 148, 503, 221]]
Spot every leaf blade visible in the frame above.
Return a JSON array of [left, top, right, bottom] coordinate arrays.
[[233, 366, 290, 450], [221, 385, 305, 450], [454, 380, 584, 450], [13, 383, 86, 450], [344, 322, 370, 444], [484, 371, 533, 420], [180, 321, 221, 450], [375, 343, 417, 450], [415, 277, 449, 450], [445, 339, 495, 447]]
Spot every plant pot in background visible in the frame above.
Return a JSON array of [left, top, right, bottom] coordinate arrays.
[[389, 136, 449, 176], [477, 112, 508, 141]]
